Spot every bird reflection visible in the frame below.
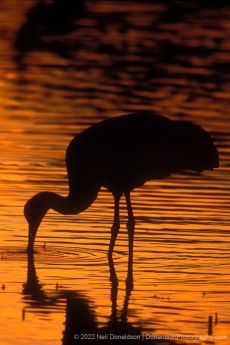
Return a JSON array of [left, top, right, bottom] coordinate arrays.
[[23, 253, 141, 344], [22, 253, 78, 316], [24, 252, 195, 345], [62, 284, 140, 345], [22, 253, 46, 304]]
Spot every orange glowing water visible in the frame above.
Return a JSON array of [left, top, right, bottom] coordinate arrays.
[[0, 1, 230, 344]]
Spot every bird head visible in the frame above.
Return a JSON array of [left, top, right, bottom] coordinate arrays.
[[24, 192, 49, 253]]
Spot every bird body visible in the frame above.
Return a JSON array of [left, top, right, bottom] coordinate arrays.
[[66, 112, 218, 195], [24, 112, 219, 284]]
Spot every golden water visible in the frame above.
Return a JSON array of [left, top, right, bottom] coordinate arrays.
[[0, 1, 230, 344]]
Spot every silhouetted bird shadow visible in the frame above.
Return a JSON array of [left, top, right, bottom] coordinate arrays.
[[62, 285, 141, 345], [24, 252, 197, 345], [22, 253, 78, 315], [23, 253, 140, 344], [24, 112, 219, 289], [62, 254, 190, 345], [14, 0, 85, 69]]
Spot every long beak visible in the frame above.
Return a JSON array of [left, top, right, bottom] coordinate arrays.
[[26, 224, 38, 254]]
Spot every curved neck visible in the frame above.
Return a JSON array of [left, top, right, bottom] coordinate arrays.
[[41, 188, 99, 216], [47, 192, 77, 215], [25, 188, 99, 253]]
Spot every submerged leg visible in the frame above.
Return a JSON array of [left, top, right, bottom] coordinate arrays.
[[125, 191, 135, 290]]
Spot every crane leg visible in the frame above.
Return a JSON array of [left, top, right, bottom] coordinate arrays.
[[108, 193, 121, 259], [125, 191, 135, 290]]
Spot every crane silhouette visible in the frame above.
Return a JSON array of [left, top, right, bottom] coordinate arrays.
[[24, 112, 219, 285]]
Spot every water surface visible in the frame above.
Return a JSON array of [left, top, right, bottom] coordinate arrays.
[[0, 1, 230, 344]]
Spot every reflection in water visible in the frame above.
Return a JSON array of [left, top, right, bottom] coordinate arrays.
[[24, 253, 189, 345], [0, 1, 230, 344], [62, 284, 141, 345], [22, 254, 78, 315]]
